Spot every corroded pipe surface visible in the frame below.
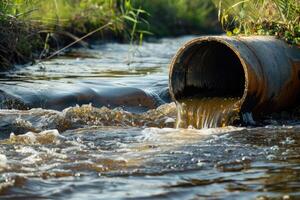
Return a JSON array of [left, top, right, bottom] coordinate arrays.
[[169, 36, 300, 118]]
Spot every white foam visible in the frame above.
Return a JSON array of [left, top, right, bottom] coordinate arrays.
[[10, 129, 62, 144], [0, 154, 7, 169], [10, 132, 37, 144], [21, 154, 42, 165], [139, 127, 175, 141], [15, 146, 38, 154], [39, 129, 61, 137]]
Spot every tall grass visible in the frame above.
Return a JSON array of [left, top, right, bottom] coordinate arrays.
[[0, 0, 41, 69], [0, 0, 150, 69], [11, 0, 149, 41], [213, 0, 300, 45]]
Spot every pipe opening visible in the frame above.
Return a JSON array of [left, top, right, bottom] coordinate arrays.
[[171, 40, 246, 100]]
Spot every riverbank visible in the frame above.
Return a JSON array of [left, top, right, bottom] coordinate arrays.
[[0, 0, 134, 70], [2, 0, 298, 71], [0, 0, 221, 71]]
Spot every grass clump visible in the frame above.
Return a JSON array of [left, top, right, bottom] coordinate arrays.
[[0, 0, 223, 70], [0, 0, 149, 70], [17, 0, 142, 38], [213, 0, 300, 45], [0, 0, 43, 70]]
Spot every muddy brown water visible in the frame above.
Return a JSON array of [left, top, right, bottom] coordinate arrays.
[[176, 98, 241, 129], [0, 36, 300, 199]]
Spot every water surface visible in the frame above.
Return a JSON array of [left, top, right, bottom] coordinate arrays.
[[0, 36, 300, 199]]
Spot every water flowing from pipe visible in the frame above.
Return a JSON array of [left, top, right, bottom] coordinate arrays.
[[176, 98, 241, 129]]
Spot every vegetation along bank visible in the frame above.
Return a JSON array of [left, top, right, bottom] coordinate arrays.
[[0, 0, 299, 70]]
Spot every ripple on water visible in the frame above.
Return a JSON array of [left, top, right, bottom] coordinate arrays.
[[1, 36, 300, 199], [0, 125, 300, 198], [0, 103, 177, 136]]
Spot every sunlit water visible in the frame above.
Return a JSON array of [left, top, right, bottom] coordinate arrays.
[[0, 36, 300, 199], [176, 98, 241, 129]]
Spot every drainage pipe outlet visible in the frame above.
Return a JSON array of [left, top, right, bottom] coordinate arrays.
[[169, 36, 300, 120]]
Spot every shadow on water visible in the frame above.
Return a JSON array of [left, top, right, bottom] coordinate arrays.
[[0, 37, 184, 111]]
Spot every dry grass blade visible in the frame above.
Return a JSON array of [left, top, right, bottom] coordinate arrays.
[[41, 22, 112, 61]]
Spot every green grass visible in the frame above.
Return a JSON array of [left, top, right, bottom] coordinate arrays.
[[213, 0, 300, 45], [132, 0, 220, 36], [9, 0, 148, 41], [0, 0, 150, 69], [3, 0, 298, 70], [14, 0, 220, 39], [0, 0, 42, 69], [0, 0, 221, 70]]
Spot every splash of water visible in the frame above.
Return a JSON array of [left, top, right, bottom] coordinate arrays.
[[0, 103, 177, 136], [176, 98, 241, 129]]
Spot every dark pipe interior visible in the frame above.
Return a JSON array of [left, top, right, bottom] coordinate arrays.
[[171, 41, 245, 100]]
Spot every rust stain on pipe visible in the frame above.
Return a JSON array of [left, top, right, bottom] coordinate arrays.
[[169, 36, 300, 118]]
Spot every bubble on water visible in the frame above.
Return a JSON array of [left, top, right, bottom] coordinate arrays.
[[15, 146, 38, 154], [39, 146, 68, 159], [199, 126, 244, 136], [206, 139, 216, 144], [139, 127, 175, 141], [241, 156, 252, 163], [164, 117, 175, 124], [270, 145, 280, 151], [21, 153, 43, 165], [280, 137, 295, 145], [265, 125, 278, 129], [61, 145, 85, 154], [266, 154, 277, 160], [187, 125, 195, 129], [196, 160, 205, 167], [75, 173, 81, 177]]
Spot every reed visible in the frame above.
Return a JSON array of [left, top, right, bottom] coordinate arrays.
[[213, 0, 300, 45], [0, 0, 149, 70]]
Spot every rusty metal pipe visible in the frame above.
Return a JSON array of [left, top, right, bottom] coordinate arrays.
[[169, 36, 300, 118]]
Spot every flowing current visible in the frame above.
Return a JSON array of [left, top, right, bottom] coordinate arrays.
[[1, 36, 300, 199], [176, 98, 241, 129]]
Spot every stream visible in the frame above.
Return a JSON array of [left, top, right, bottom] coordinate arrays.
[[0, 36, 300, 199]]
